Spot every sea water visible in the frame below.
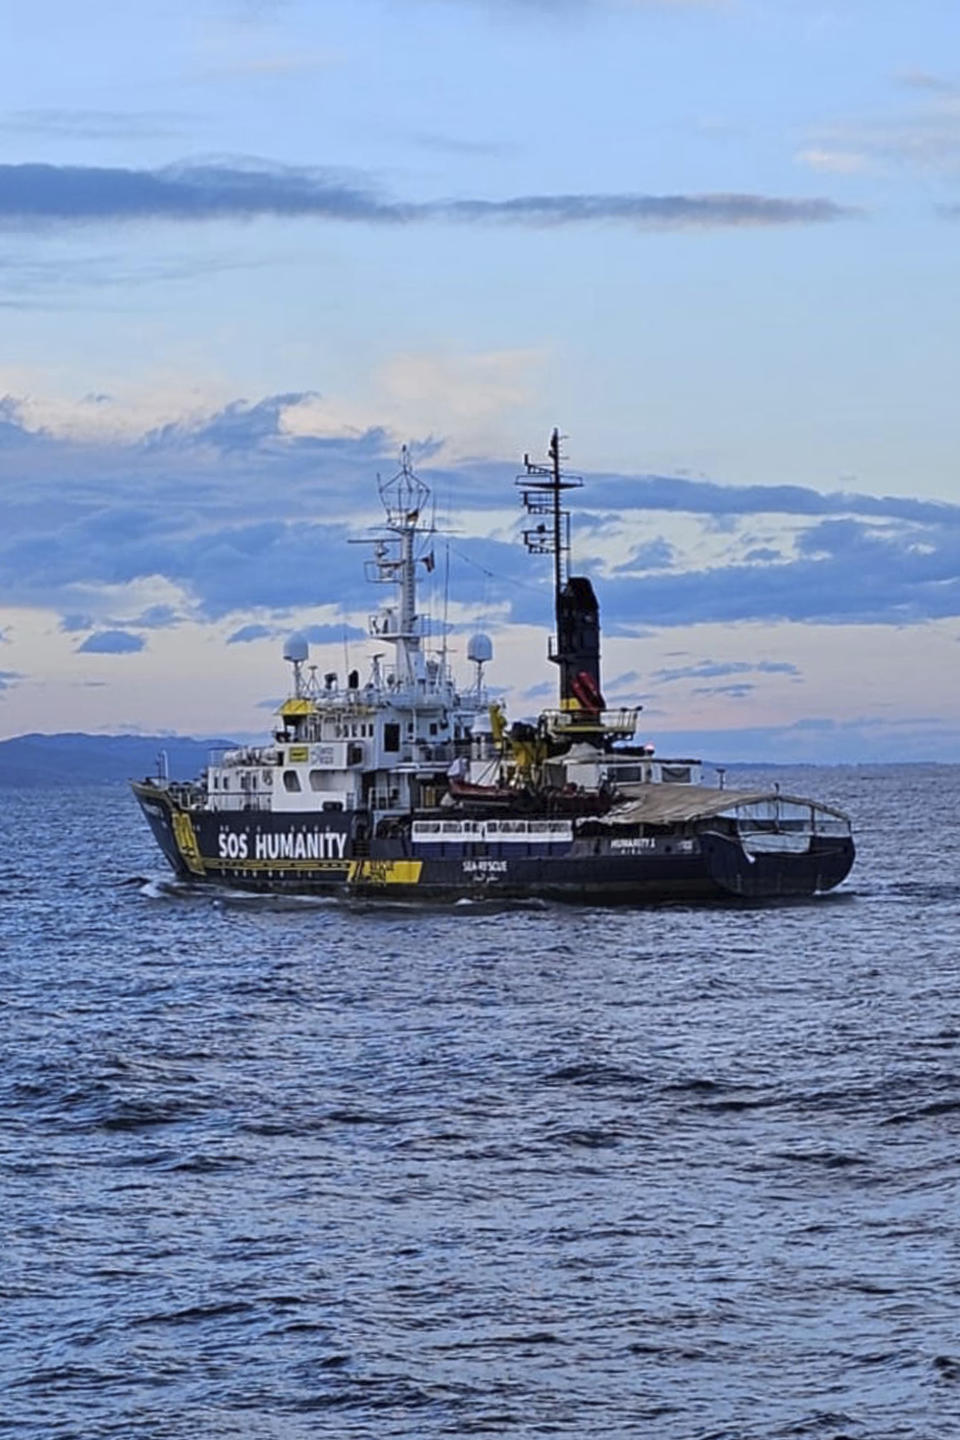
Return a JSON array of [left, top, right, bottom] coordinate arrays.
[[2, 767, 959, 1438]]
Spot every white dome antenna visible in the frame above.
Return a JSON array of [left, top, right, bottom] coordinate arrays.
[[283, 632, 309, 696], [467, 632, 493, 698]]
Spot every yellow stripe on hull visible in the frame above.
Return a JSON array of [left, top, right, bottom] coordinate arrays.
[[347, 859, 423, 885], [171, 811, 205, 876]]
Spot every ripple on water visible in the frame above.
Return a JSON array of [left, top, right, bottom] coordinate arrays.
[[2, 771, 960, 1438]]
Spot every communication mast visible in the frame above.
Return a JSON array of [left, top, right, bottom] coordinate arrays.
[[516, 430, 604, 723], [516, 428, 583, 647]]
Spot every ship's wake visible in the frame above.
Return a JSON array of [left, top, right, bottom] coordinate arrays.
[[136, 875, 343, 910], [133, 874, 552, 915]]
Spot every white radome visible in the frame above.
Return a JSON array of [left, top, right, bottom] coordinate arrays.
[[283, 632, 309, 664], [467, 633, 493, 665]]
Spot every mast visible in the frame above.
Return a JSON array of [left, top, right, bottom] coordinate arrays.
[[517, 428, 581, 647], [517, 430, 604, 722], [548, 428, 563, 619], [363, 447, 433, 686]]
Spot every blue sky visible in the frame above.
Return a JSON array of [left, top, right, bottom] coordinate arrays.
[[1, 0, 959, 760]]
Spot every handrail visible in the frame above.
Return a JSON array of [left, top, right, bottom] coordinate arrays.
[[540, 707, 639, 735]]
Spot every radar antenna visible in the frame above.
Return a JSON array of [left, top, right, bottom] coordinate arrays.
[[516, 427, 583, 660], [378, 444, 431, 531], [352, 446, 435, 687]]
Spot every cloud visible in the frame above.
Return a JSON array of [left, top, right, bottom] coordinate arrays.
[[149, 391, 322, 452], [692, 682, 755, 698], [0, 248, 272, 309], [799, 78, 960, 179], [121, 604, 182, 629], [3, 391, 960, 633], [76, 630, 146, 654], [798, 149, 871, 176], [0, 162, 403, 226], [597, 519, 960, 628], [300, 622, 367, 643], [0, 670, 22, 691], [408, 131, 513, 158], [227, 623, 274, 644], [70, 604, 182, 632], [0, 399, 401, 617], [654, 659, 799, 683], [0, 160, 853, 233], [743, 546, 781, 562], [444, 193, 853, 228], [582, 470, 960, 527], [0, 109, 185, 140], [654, 715, 960, 764], [226, 619, 366, 646], [614, 536, 675, 572], [899, 71, 952, 92]]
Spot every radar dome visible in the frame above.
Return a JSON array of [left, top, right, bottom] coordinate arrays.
[[467, 633, 493, 665], [283, 632, 309, 664]]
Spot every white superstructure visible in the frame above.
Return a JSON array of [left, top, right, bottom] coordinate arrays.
[[205, 449, 487, 818]]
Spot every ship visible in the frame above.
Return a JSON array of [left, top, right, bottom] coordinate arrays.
[[132, 432, 855, 902]]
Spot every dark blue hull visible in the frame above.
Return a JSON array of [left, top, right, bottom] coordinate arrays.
[[133, 784, 855, 904]]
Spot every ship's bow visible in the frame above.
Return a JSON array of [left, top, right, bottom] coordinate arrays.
[[131, 781, 201, 880]]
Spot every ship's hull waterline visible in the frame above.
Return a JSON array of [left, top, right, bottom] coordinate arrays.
[[133, 784, 855, 905]]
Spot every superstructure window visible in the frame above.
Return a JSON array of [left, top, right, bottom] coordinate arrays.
[[283, 770, 302, 793], [384, 723, 400, 752]]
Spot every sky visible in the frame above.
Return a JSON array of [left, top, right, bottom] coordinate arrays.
[[1, 0, 959, 762]]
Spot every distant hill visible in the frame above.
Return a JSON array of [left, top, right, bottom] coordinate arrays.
[[0, 733, 237, 788]]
